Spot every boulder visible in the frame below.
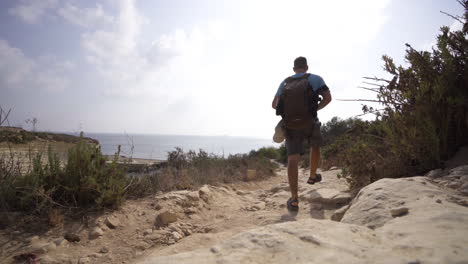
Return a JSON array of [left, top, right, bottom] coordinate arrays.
[[342, 177, 432, 228]]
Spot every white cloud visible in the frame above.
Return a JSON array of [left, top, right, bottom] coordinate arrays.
[[58, 2, 114, 28], [8, 0, 58, 24], [5, 0, 390, 135], [0, 39, 72, 92], [0, 39, 35, 85], [73, 0, 391, 136]]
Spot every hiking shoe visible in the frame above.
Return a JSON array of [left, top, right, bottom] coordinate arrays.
[[273, 120, 285, 143], [287, 197, 299, 211], [307, 173, 322, 185]]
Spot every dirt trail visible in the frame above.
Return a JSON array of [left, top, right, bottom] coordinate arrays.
[[138, 167, 350, 260], [1, 166, 351, 264]]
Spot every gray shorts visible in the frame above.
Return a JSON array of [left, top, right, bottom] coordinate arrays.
[[285, 121, 323, 156]]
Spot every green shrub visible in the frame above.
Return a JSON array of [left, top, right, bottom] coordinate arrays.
[[324, 4, 468, 190], [0, 134, 127, 213], [249, 146, 281, 160]]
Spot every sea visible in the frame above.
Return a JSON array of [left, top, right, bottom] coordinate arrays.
[[83, 133, 278, 160]]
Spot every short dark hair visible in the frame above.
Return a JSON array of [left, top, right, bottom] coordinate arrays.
[[294, 56, 308, 69]]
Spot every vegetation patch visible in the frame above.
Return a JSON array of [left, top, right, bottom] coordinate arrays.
[[125, 147, 279, 198], [0, 136, 279, 224], [322, 5, 468, 190]]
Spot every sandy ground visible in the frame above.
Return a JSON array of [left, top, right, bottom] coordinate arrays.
[[0, 166, 350, 264], [138, 167, 349, 260]]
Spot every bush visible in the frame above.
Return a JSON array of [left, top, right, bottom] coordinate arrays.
[[249, 146, 281, 160], [324, 4, 468, 190], [321, 117, 362, 146], [1, 137, 280, 217], [0, 134, 127, 214], [0, 130, 35, 144], [125, 147, 279, 197]]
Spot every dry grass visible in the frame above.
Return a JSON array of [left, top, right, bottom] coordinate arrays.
[[125, 148, 279, 198], [47, 208, 64, 227]]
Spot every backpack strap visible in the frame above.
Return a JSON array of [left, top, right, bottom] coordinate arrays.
[[284, 73, 310, 84], [301, 73, 311, 79]]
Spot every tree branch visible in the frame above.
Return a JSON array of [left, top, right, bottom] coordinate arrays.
[[440, 11, 464, 23], [362, 81, 384, 87], [357, 86, 380, 93], [363, 76, 392, 83]]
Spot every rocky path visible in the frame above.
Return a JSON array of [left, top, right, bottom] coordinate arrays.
[[139, 166, 468, 264], [4, 163, 468, 264], [0, 166, 351, 264], [136, 167, 351, 260]]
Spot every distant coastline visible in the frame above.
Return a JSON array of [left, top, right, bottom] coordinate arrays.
[[83, 132, 277, 160]]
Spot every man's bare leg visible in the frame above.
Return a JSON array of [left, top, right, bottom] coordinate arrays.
[[310, 147, 320, 178], [287, 154, 300, 205]]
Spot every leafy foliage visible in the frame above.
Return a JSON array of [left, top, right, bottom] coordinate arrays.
[[324, 3, 468, 190], [249, 146, 281, 160]]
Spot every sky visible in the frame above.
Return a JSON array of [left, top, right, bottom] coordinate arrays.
[[0, 0, 464, 138]]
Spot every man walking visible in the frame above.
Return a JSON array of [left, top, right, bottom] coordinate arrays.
[[272, 56, 332, 211]]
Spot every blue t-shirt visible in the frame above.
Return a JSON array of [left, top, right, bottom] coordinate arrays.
[[275, 73, 328, 97]]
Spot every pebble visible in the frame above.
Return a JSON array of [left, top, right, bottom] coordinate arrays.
[[252, 202, 266, 210], [89, 227, 104, 239], [171, 231, 183, 241], [390, 207, 409, 217], [105, 216, 121, 229], [143, 229, 153, 236], [210, 246, 220, 253], [53, 238, 68, 247], [78, 257, 91, 264], [155, 211, 178, 226], [99, 246, 109, 254]]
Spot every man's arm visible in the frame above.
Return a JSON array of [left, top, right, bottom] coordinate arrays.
[[272, 96, 279, 109], [318, 90, 331, 110]]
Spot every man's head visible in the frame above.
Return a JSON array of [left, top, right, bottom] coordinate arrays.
[[293, 56, 308, 73]]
